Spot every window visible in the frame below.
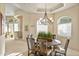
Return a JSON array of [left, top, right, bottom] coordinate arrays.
[[58, 16, 71, 37], [14, 23, 19, 32], [37, 18, 48, 33], [3, 21, 8, 33], [13, 19, 19, 32]]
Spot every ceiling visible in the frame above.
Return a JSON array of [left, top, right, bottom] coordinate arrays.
[[13, 3, 78, 13], [13, 3, 64, 13], [5, 3, 78, 14]]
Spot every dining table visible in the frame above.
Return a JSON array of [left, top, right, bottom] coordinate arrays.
[[32, 38, 61, 56]]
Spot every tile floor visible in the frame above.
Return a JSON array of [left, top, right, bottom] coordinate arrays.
[[5, 40, 79, 56]]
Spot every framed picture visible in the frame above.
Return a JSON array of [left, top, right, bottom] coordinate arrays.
[[25, 25, 28, 31]]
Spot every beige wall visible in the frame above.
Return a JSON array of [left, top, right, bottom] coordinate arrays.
[[15, 5, 79, 51], [15, 10, 53, 40], [54, 5, 79, 51]]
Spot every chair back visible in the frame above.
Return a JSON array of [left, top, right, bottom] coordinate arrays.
[[26, 34, 35, 50], [52, 34, 56, 39], [64, 39, 70, 54]]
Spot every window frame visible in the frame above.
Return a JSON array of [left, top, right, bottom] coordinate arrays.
[[57, 16, 72, 38]]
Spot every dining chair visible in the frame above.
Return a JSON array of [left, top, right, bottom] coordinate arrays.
[[54, 38, 70, 56], [26, 34, 36, 56], [52, 34, 56, 39]]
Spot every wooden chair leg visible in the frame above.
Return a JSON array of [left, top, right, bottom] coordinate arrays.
[[28, 51, 29, 56], [64, 53, 66, 56], [54, 51, 57, 56]]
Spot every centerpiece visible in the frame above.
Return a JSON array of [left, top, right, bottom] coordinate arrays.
[[37, 32, 53, 42]]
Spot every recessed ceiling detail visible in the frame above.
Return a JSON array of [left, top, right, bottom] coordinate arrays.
[[5, 3, 78, 14]]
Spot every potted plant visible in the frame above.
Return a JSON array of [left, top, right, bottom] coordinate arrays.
[[38, 32, 53, 42], [46, 32, 53, 42]]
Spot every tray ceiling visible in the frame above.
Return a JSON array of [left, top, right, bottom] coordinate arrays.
[[5, 3, 78, 14]]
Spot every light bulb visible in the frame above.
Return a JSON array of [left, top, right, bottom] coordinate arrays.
[[50, 18, 52, 20], [50, 17, 54, 23]]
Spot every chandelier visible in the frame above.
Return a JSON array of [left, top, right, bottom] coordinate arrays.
[[40, 4, 54, 25]]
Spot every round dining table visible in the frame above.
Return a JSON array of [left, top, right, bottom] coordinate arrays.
[[32, 38, 61, 56]]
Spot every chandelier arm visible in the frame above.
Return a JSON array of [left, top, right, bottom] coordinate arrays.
[[47, 17, 52, 24], [40, 4, 54, 25]]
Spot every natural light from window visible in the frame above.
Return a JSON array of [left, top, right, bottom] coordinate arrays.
[[37, 18, 48, 34], [58, 16, 71, 38]]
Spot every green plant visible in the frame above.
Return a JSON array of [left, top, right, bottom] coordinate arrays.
[[38, 32, 53, 41], [46, 32, 53, 38]]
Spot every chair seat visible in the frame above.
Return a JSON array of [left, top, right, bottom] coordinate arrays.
[[55, 46, 65, 53], [54, 39, 70, 56]]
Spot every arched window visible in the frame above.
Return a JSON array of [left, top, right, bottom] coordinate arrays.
[[57, 16, 72, 37], [37, 18, 48, 34]]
